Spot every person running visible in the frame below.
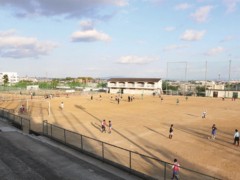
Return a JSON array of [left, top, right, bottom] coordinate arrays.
[[101, 120, 106, 133], [233, 129, 239, 146], [171, 158, 180, 180], [176, 99, 179, 105], [211, 124, 217, 140], [60, 102, 64, 110], [108, 120, 112, 133], [20, 104, 25, 113], [202, 111, 207, 119], [169, 124, 174, 139]]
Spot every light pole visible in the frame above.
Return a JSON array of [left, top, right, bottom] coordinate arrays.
[[204, 61, 207, 96]]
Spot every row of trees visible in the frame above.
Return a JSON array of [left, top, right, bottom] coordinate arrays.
[[1, 75, 107, 89]]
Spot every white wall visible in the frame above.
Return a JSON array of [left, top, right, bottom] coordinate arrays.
[[108, 79, 162, 95], [206, 90, 240, 98]]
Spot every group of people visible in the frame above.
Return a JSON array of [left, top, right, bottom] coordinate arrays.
[[169, 123, 239, 145], [101, 120, 112, 133], [169, 123, 239, 179], [128, 95, 134, 102]]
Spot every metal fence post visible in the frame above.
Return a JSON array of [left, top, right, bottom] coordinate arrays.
[[64, 129, 66, 144], [102, 142, 104, 161], [129, 151, 132, 171], [29, 119, 31, 132], [42, 121, 45, 135], [43, 120, 49, 135], [21, 117, 23, 128], [164, 162, 167, 180], [81, 135, 83, 150], [51, 124, 52, 137]]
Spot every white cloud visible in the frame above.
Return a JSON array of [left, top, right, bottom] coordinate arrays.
[[79, 20, 95, 30], [0, 0, 128, 18], [0, 29, 17, 36], [205, 47, 225, 56], [175, 3, 192, 10], [71, 29, 111, 42], [143, 0, 165, 5], [220, 35, 236, 42], [163, 44, 188, 51], [180, 29, 206, 41], [117, 55, 158, 64], [163, 26, 176, 32], [0, 30, 57, 58], [223, 0, 240, 13], [191, 6, 213, 23]]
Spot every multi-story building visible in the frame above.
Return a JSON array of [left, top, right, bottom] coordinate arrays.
[[18, 76, 38, 83], [107, 78, 162, 95], [0, 72, 19, 84]]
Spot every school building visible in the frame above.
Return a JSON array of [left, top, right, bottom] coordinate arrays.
[[107, 78, 162, 95], [205, 89, 240, 98]]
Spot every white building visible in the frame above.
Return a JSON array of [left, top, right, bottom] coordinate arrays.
[[205, 83, 239, 98], [19, 76, 38, 83], [107, 78, 162, 95], [0, 72, 19, 84], [205, 89, 240, 98]]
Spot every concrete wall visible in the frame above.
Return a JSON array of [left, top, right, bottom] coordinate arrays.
[[206, 90, 240, 98]]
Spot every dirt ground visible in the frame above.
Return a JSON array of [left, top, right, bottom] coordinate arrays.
[[0, 92, 239, 179]]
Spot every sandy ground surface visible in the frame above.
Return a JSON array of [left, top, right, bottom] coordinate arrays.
[[0, 93, 239, 179]]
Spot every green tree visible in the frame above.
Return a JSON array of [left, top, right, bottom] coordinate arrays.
[[39, 82, 50, 89], [162, 80, 179, 91], [50, 79, 59, 89], [97, 82, 107, 88], [3, 74, 9, 86], [196, 86, 206, 96], [13, 80, 33, 88], [162, 81, 168, 91]]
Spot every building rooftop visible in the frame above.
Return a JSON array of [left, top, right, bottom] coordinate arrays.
[[108, 78, 161, 83]]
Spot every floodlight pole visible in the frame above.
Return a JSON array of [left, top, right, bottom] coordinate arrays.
[[184, 62, 188, 82], [166, 62, 169, 94], [205, 61, 207, 96], [228, 58, 231, 97], [228, 59, 231, 83]]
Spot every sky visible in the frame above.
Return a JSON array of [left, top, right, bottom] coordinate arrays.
[[0, 0, 239, 80]]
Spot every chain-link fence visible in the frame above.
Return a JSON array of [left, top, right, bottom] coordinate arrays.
[[0, 108, 30, 133], [0, 108, 222, 180], [42, 120, 221, 180]]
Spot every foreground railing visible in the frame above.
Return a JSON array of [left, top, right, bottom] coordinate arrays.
[[0, 108, 30, 133], [0, 108, 221, 180], [42, 120, 221, 180]]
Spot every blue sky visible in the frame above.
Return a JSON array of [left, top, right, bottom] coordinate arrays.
[[0, 0, 239, 80]]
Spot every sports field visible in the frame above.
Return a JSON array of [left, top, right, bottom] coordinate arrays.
[[0, 93, 239, 179]]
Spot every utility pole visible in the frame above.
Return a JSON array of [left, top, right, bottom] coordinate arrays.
[[228, 59, 231, 83], [228, 58, 231, 97], [166, 62, 169, 94], [205, 61, 207, 96]]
